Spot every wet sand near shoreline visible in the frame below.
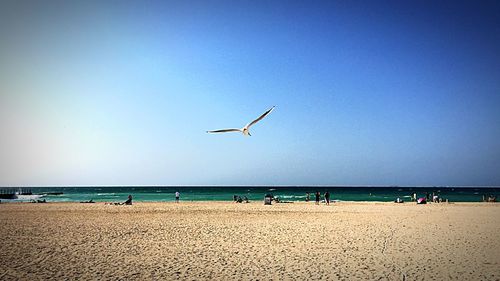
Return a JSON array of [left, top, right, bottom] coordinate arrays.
[[1, 202, 499, 280]]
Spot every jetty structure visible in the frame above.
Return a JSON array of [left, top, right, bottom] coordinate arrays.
[[0, 188, 33, 199]]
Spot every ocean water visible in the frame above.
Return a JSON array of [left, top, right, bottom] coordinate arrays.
[[1, 186, 498, 203]]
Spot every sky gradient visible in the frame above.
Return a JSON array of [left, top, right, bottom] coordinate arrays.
[[1, 0, 499, 186]]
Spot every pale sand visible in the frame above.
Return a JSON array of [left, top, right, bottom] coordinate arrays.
[[0, 202, 499, 280]]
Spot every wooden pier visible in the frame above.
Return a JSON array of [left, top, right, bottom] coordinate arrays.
[[0, 188, 32, 199]]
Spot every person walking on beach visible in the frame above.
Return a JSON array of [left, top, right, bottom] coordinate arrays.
[[175, 191, 180, 203], [315, 191, 320, 205], [306, 192, 310, 202], [324, 191, 330, 205]]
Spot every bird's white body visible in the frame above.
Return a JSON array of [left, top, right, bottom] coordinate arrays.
[[207, 106, 275, 137], [242, 127, 250, 136]]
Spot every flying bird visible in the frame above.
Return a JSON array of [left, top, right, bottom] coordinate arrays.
[[207, 106, 275, 136]]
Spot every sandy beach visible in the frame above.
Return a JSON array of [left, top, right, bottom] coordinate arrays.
[[0, 202, 498, 280]]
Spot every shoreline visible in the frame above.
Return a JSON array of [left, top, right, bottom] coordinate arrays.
[[2, 185, 497, 204], [1, 200, 497, 204]]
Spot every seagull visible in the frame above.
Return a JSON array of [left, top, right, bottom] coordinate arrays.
[[207, 106, 275, 136]]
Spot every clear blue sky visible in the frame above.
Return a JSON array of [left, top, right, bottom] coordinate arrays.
[[1, 0, 499, 186]]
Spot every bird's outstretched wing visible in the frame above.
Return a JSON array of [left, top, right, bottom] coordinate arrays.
[[206, 129, 242, 133], [245, 106, 275, 129]]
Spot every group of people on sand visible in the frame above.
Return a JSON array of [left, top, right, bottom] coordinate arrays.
[[410, 192, 445, 204], [233, 195, 249, 203], [104, 195, 133, 205], [483, 194, 497, 202], [305, 191, 332, 205], [97, 191, 182, 205]]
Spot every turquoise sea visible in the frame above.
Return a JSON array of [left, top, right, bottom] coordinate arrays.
[[1, 186, 498, 203]]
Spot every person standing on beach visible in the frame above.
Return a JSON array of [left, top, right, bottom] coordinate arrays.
[[306, 192, 310, 202], [324, 191, 330, 205], [315, 191, 320, 205], [175, 191, 180, 203]]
